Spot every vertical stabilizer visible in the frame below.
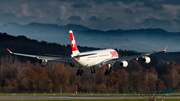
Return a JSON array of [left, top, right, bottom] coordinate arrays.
[[69, 30, 80, 55]]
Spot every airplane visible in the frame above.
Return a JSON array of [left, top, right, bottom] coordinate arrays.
[[7, 30, 167, 76]]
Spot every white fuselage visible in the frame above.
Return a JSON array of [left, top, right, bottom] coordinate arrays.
[[71, 49, 118, 67]]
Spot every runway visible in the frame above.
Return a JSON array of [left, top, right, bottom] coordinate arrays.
[[0, 95, 180, 100]]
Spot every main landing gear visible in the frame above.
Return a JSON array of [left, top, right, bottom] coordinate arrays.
[[105, 64, 114, 76], [90, 67, 96, 73], [76, 67, 83, 76]]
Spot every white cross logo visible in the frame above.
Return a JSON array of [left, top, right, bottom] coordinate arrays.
[[72, 36, 75, 48]]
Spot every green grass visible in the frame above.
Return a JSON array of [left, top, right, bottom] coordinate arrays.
[[0, 99, 150, 101], [2, 99, 180, 101]]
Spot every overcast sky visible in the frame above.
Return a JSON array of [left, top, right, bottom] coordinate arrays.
[[0, 0, 180, 31]]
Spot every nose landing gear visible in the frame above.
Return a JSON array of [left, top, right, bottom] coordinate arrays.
[[105, 64, 114, 76], [90, 67, 96, 73]]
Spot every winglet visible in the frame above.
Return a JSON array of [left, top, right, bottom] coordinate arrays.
[[164, 46, 167, 51], [7, 48, 12, 53]]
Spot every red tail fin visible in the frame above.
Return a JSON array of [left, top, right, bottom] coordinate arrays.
[[69, 30, 79, 55]]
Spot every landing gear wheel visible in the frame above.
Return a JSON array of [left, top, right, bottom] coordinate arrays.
[[76, 67, 83, 76], [91, 69, 94, 73], [90, 67, 96, 73], [105, 72, 107, 76], [80, 70, 83, 76], [76, 72, 79, 76], [109, 69, 111, 73], [105, 65, 114, 76], [105, 71, 108, 76], [105, 69, 110, 76], [107, 70, 110, 75], [110, 67, 114, 70], [81, 69, 83, 73]]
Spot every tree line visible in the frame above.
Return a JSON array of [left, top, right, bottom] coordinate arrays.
[[0, 55, 179, 93]]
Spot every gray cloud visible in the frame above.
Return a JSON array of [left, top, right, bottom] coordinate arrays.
[[71, 2, 92, 8], [177, 10, 180, 19], [0, 0, 179, 32], [71, 0, 180, 5], [104, 17, 113, 21], [21, 3, 31, 16], [68, 16, 82, 21], [124, 8, 133, 13], [89, 16, 101, 21], [144, 2, 164, 10]]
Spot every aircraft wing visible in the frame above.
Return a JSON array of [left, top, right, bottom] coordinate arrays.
[[101, 46, 167, 65], [7, 49, 72, 62]]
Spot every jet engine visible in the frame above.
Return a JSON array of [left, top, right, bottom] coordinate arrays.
[[69, 63, 74, 67], [142, 57, 151, 63], [38, 59, 48, 65], [120, 60, 128, 67]]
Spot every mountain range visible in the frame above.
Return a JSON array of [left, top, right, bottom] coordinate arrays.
[[0, 22, 180, 52]]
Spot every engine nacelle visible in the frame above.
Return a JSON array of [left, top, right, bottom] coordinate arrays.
[[142, 57, 151, 64], [69, 63, 74, 67], [38, 59, 48, 65], [120, 60, 128, 67]]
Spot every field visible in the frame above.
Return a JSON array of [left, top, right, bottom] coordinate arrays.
[[0, 93, 180, 101], [0, 100, 139, 101], [1, 99, 180, 101]]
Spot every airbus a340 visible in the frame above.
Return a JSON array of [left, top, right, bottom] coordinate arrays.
[[7, 30, 167, 76]]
